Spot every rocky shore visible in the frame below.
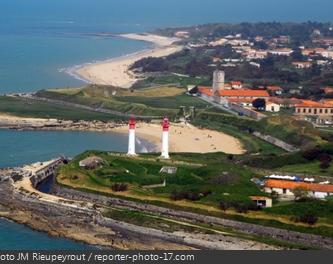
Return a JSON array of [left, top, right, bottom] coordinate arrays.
[[0, 164, 281, 250], [0, 114, 119, 131]]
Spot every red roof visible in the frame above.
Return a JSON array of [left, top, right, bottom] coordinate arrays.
[[198, 86, 214, 97], [266, 179, 333, 193], [231, 81, 242, 86], [295, 100, 333, 108], [267, 86, 283, 91], [218, 89, 269, 98]]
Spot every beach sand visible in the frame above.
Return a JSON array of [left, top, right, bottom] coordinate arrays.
[[74, 33, 183, 88], [113, 122, 245, 155], [0, 113, 245, 154]]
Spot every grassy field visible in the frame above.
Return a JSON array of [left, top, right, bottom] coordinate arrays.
[[0, 96, 120, 121], [56, 150, 333, 239], [279, 161, 333, 177], [37, 85, 213, 118], [132, 74, 210, 88], [57, 151, 263, 208]]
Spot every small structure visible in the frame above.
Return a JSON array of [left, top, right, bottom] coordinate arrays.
[[160, 166, 177, 174], [79, 156, 104, 170], [127, 117, 136, 156], [265, 101, 281, 112], [250, 196, 273, 208], [264, 179, 333, 200], [161, 117, 170, 159]]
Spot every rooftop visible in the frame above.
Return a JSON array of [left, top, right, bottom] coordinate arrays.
[[265, 179, 333, 193], [219, 89, 270, 98]]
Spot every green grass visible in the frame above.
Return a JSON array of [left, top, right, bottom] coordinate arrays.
[[58, 151, 264, 208], [279, 160, 333, 177], [0, 96, 120, 121], [115, 94, 209, 109], [57, 151, 333, 241], [133, 74, 210, 88]]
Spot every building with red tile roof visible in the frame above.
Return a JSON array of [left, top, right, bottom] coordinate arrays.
[[295, 100, 333, 124], [264, 179, 333, 199]]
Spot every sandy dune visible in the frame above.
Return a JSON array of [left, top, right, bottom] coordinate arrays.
[[74, 33, 183, 88]]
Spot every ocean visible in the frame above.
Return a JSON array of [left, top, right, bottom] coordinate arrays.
[[1, 0, 333, 93], [0, 0, 332, 250]]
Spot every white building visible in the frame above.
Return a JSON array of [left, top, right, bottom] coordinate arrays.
[[265, 102, 281, 112], [264, 179, 333, 200]]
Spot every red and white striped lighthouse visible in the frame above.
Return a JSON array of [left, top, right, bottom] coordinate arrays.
[[161, 117, 170, 159], [127, 117, 136, 156]]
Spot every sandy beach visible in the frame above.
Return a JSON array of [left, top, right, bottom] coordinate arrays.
[[113, 122, 245, 155], [0, 114, 245, 154], [73, 33, 183, 88]]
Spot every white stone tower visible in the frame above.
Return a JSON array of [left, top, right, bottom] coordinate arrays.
[[161, 117, 170, 159], [127, 117, 136, 156], [212, 70, 225, 93]]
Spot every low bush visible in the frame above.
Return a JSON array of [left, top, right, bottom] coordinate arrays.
[[111, 183, 128, 192]]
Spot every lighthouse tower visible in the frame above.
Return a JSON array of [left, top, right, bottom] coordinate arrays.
[[161, 117, 170, 159], [127, 117, 136, 156]]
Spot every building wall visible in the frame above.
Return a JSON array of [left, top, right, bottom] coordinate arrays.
[[295, 107, 333, 116], [264, 187, 331, 199], [266, 103, 281, 112]]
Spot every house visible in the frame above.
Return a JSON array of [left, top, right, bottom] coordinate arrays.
[[265, 101, 281, 112], [227, 98, 254, 108], [269, 48, 293, 56], [249, 196, 272, 208], [217, 89, 270, 105], [230, 81, 243, 89], [267, 86, 283, 95], [292, 61, 312, 69], [264, 179, 333, 200], [197, 86, 214, 101], [295, 100, 333, 124], [245, 49, 268, 60], [269, 97, 303, 108]]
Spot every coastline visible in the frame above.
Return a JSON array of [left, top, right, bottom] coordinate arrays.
[[0, 114, 245, 155], [70, 33, 183, 88]]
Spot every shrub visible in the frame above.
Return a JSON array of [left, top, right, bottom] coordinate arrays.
[[111, 183, 128, 192], [292, 213, 318, 225], [302, 147, 323, 161], [320, 161, 331, 170], [170, 189, 210, 201], [219, 201, 231, 212]]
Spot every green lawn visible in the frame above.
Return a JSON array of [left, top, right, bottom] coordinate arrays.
[[279, 160, 333, 177], [58, 151, 264, 208], [0, 96, 120, 121]]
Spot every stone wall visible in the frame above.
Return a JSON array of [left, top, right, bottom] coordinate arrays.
[[253, 132, 299, 152], [51, 184, 333, 249]]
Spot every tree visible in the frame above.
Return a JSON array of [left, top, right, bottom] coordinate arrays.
[[252, 98, 266, 111], [293, 187, 309, 201]]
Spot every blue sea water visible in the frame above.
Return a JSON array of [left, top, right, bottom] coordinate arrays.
[[0, 0, 333, 93], [0, 218, 92, 250], [0, 0, 332, 250]]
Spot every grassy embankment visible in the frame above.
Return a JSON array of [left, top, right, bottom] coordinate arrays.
[[0, 96, 121, 121], [56, 150, 333, 239], [35, 85, 287, 155]]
